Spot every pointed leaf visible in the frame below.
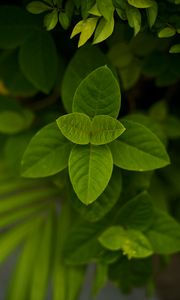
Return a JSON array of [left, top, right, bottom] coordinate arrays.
[[96, 0, 114, 20], [128, 0, 154, 8], [22, 122, 73, 178], [56, 113, 91, 144], [91, 115, 125, 145], [68, 144, 113, 204], [93, 16, 114, 44], [73, 66, 121, 118], [110, 120, 170, 171], [146, 1, 158, 28], [44, 9, 58, 30], [27, 1, 52, 14], [126, 5, 141, 35]]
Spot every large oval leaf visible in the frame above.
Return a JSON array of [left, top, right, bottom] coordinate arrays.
[[19, 30, 58, 93], [91, 115, 125, 145], [110, 120, 170, 171], [56, 113, 91, 144], [68, 144, 113, 204], [21, 123, 73, 178], [73, 66, 121, 118]]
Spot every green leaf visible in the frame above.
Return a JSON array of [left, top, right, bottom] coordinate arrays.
[[59, 11, 70, 29], [91, 115, 125, 145], [99, 226, 153, 258], [70, 167, 122, 222], [126, 5, 141, 35], [19, 30, 58, 94], [30, 214, 53, 300], [71, 17, 98, 47], [158, 27, 176, 38], [117, 192, 154, 231], [21, 122, 73, 178], [44, 9, 58, 30], [110, 120, 170, 171], [169, 43, 180, 54], [61, 45, 107, 113], [27, 1, 52, 14], [68, 144, 113, 204], [73, 66, 121, 118], [96, 0, 114, 21], [81, 0, 95, 19], [93, 15, 115, 44], [56, 112, 91, 145], [128, 0, 154, 8], [147, 210, 180, 254], [146, 1, 158, 28], [0, 6, 41, 49]]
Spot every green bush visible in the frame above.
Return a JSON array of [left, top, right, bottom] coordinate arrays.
[[0, 0, 180, 299]]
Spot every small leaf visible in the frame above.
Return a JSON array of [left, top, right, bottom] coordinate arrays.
[[146, 1, 158, 28], [126, 5, 141, 35], [96, 0, 114, 20], [44, 9, 58, 30], [19, 30, 58, 94], [59, 11, 70, 29], [169, 43, 180, 54], [91, 115, 125, 145], [73, 66, 121, 118], [128, 0, 154, 8], [89, 4, 102, 16], [71, 18, 98, 47], [22, 122, 73, 178], [110, 120, 170, 171], [27, 1, 52, 14], [99, 226, 153, 258], [68, 144, 113, 204], [56, 113, 91, 144], [93, 15, 114, 44], [158, 27, 176, 38]]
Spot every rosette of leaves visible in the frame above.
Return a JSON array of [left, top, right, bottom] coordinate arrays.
[[21, 65, 170, 205]]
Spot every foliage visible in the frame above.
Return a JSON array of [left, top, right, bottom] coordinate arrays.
[[0, 1, 179, 299]]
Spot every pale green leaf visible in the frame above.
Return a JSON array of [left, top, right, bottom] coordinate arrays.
[[169, 43, 180, 53], [147, 210, 180, 254], [21, 123, 73, 178], [146, 1, 158, 28], [68, 144, 113, 204], [89, 4, 102, 16], [27, 1, 52, 14], [128, 0, 154, 8], [93, 15, 114, 44], [56, 113, 91, 144], [78, 18, 98, 47], [73, 66, 121, 118], [70, 20, 83, 38], [126, 5, 141, 35], [99, 226, 153, 258], [96, 0, 114, 20], [158, 27, 176, 38], [110, 120, 170, 171], [44, 9, 58, 30], [91, 115, 125, 145]]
